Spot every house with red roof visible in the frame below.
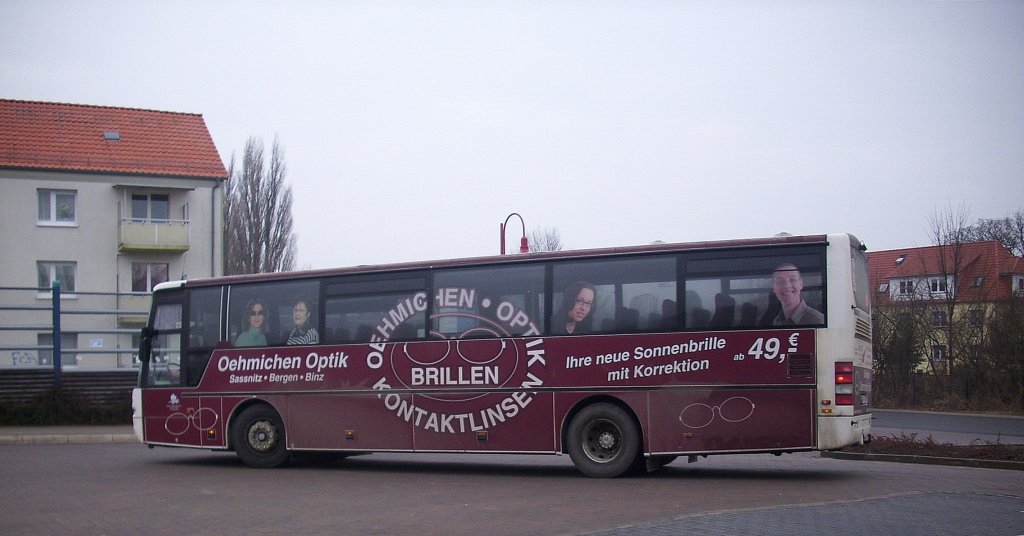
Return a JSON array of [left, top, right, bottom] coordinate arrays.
[[0, 99, 227, 369], [868, 241, 1024, 370]]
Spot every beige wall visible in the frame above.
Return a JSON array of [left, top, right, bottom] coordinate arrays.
[[0, 169, 223, 369]]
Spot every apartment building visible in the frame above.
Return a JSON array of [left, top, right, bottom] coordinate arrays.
[[868, 240, 1024, 369], [0, 99, 227, 369]]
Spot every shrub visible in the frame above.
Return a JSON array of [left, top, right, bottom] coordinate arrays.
[[0, 388, 131, 425]]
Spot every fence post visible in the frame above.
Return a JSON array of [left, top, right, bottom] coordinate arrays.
[[51, 281, 62, 388]]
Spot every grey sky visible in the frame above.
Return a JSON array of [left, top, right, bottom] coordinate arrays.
[[3, 1, 1022, 269]]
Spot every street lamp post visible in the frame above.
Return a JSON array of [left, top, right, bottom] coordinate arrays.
[[500, 213, 529, 254]]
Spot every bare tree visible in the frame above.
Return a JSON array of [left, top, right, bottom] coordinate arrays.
[[223, 136, 297, 275], [873, 204, 1023, 410], [985, 295, 1024, 410], [924, 203, 972, 387], [967, 209, 1024, 256], [871, 299, 928, 406], [528, 227, 564, 252], [924, 203, 1014, 406]]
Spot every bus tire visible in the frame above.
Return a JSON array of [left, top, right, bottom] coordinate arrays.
[[567, 403, 642, 478], [231, 404, 289, 468]]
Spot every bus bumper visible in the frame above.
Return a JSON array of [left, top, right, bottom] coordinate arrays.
[[132, 388, 144, 443], [818, 413, 871, 449]]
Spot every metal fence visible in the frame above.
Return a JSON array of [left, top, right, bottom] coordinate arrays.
[[0, 282, 147, 389]]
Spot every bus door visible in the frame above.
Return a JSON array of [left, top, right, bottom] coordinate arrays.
[[139, 292, 189, 444]]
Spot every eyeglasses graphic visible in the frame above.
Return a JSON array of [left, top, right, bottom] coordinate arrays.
[[678, 396, 755, 429], [164, 407, 219, 436]]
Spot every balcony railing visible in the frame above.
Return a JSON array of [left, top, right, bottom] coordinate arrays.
[[118, 218, 189, 252]]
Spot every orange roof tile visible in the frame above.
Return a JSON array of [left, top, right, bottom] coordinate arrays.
[[868, 241, 1024, 304], [0, 99, 227, 179]]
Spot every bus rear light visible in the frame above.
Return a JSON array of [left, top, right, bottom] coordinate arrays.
[[834, 362, 854, 405], [835, 362, 853, 384]]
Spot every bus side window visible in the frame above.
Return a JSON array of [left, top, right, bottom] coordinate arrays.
[[683, 251, 826, 329], [322, 274, 429, 344], [324, 292, 426, 344], [431, 265, 545, 339], [188, 287, 222, 349], [551, 255, 676, 335]]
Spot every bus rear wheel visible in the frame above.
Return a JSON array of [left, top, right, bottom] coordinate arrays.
[[232, 404, 289, 468], [567, 403, 641, 478]]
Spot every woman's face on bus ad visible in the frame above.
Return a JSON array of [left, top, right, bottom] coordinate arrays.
[[249, 304, 265, 329], [569, 287, 595, 322]]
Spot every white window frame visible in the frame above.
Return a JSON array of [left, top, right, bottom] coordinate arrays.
[[927, 276, 953, 298], [891, 279, 917, 300], [130, 192, 171, 222], [37, 189, 78, 226], [131, 262, 170, 293]]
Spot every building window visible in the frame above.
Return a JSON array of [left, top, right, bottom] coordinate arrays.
[[37, 332, 78, 366], [37, 189, 77, 225], [37, 261, 76, 292], [931, 345, 947, 362], [131, 193, 170, 222], [899, 280, 914, 295], [929, 278, 947, 293], [931, 310, 947, 328], [1015, 277, 1024, 296], [972, 276, 984, 287], [131, 263, 170, 292], [877, 282, 889, 293]]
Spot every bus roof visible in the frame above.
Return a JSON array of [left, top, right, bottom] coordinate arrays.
[[177, 233, 840, 289]]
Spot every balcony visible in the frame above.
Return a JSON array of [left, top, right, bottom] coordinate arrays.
[[118, 219, 189, 253], [117, 293, 152, 326]]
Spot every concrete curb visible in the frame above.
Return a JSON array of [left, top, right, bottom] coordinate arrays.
[[0, 426, 137, 446], [822, 450, 1024, 471], [0, 433, 138, 446]]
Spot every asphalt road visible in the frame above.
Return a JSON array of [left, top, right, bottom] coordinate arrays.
[[1, 441, 1021, 535], [871, 409, 1024, 444]]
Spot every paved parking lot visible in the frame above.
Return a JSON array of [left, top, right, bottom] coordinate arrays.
[[2, 441, 1022, 535]]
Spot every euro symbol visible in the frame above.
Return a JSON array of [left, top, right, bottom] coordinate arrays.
[[788, 333, 799, 347]]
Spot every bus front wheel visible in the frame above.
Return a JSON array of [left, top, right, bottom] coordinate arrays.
[[231, 404, 289, 468], [567, 403, 641, 478]]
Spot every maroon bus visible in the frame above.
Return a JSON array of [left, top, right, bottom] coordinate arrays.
[[133, 233, 873, 477]]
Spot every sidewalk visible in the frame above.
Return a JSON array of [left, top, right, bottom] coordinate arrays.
[[0, 425, 136, 445]]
